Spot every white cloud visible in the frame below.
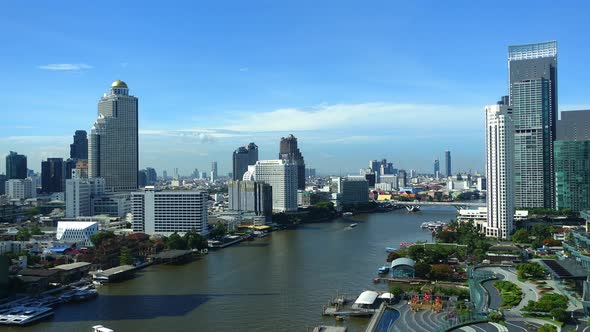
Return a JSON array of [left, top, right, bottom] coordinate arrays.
[[139, 128, 246, 143], [221, 102, 482, 132], [38, 63, 93, 71]]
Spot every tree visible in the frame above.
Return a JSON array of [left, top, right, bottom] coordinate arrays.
[[390, 286, 404, 299], [538, 324, 557, 332], [16, 228, 31, 241], [91, 231, 115, 247], [119, 246, 133, 265], [550, 308, 569, 322], [512, 229, 529, 243], [414, 262, 432, 278], [430, 264, 453, 280], [386, 251, 401, 263], [167, 232, 187, 250], [531, 224, 554, 241], [184, 230, 208, 250], [209, 223, 227, 239], [516, 262, 546, 279]]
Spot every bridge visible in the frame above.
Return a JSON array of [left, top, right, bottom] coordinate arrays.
[[376, 200, 485, 211]]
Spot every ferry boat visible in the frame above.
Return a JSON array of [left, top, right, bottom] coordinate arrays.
[[349, 223, 358, 228], [0, 306, 54, 326], [343, 212, 353, 217]]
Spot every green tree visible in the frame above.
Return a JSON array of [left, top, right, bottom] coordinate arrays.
[[550, 308, 569, 322], [91, 231, 115, 247], [414, 262, 432, 278], [538, 324, 557, 332], [429, 264, 453, 280], [390, 286, 404, 298], [16, 228, 31, 241], [512, 229, 529, 243], [119, 246, 133, 265], [167, 232, 187, 250], [516, 262, 546, 279], [184, 229, 208, 250], [209, 223, 227, 239]]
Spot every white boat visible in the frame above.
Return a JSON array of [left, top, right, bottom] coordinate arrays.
[[343, 212, 353, 217], [349, 223, 358, 228], [93, 325, 115, 332]]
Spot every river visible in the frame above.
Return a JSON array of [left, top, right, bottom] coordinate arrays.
[[12, 207, 458, 332]]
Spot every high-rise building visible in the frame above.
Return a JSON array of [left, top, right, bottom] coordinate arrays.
[[146, 167, 157, 185], [138, 170, 148, 187], [369, 160, 381, 174], [555, 110, 590, 212], [92, 193, 130, 218], [380, 159, 394, 175], [253, 160, 298, 212], [444, 151, 452, 177], [398, 170, 408, 188], [131, 188, 208, 236], [0, 175, 6, 195], [210, 161, 218, 181], [433, 159, 440, 177], [5, 179, 36, 200], [88, 80, 138, 192], [6, 151, 27, 180], [485, 104, 515, 240], [70, 130, 88, 161], [279, 134, 305, 190], [162, 170, 168, 180], [233, 143, 259, 181], [41, 158, 64, 193], [509, 41, 557, 208], [305, 168, 316, 178], [331, 177, 369, 205], [65, 176, 105, 218], [228, 180, 272, 217]]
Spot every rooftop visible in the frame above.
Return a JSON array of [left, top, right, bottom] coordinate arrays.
[[51, 262, 91, 271]]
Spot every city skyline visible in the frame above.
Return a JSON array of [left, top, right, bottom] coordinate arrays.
[[2, 2, 590, 175]]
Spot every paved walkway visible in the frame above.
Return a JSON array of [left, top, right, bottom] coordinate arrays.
[[388, 300, 448, 332]]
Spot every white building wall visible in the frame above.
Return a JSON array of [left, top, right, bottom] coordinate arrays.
[[485, 104, 515, 240], [253, 160, 297, 212]]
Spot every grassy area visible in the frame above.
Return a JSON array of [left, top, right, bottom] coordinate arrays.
[[494, 280, 523, 308]]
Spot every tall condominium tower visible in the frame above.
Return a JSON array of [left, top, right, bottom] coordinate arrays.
[[444, 151, 452, 177], [41, 158, 64, 193], [210, 161, 218, 181], [509, 41, 557, 208], [279, 134, 305, 190], [6, 151, 27, 180], [70, 130, 88, 160], [232, 142, 258, 181], [485, 104, 515, 240], [254, 160, 298, 212], [433, 159, 440, 178], [88, 80, 138, 192]]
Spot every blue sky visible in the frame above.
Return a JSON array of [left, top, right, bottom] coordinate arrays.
[[1, 1, 590, 176]]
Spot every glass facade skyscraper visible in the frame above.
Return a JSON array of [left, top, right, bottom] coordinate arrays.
[[5, 151, 27, 180], [509, 41, 557, 208], [88, 80, 138, 192]]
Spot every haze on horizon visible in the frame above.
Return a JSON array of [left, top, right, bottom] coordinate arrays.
[[1, 1, 589, 176]]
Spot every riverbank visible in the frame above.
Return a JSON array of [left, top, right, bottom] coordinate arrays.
[[13, 207, 459, 332]]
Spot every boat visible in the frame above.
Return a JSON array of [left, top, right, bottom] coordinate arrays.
[[0, 306, 54, 325], [93, 325, 115, 332], [343, 212, 353, 217], [349, 223, 358, 228], [385, 247, 396, 253], [377, 266, 390, 274]]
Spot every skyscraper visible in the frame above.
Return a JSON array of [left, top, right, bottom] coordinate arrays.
[[41, 158, 64, 193], [232, 143, 258, 181], [146, 167, 157, 185], [70, 130, 88, 160], [555, 110, 590, 212], [433, 159, 440, 178], [254, 160, 298, 212], [210, 161, 218, 181], [509, 41, 557, 208], [279, 134, 305, 190], [485, 104, 515, 240], [88, 80, 138, 192], [6, 151, 27, 180], [444, 151, 452, 177], [228, 180, 272, 217]]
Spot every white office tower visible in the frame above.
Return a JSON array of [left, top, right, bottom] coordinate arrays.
[[485, 104, 515, 240], [88, 80, 138, 192], [131, 187, 209, 236], [253, 160, 297, 212], [65, 176, 105, 218], [5, 179, 36, 200]]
